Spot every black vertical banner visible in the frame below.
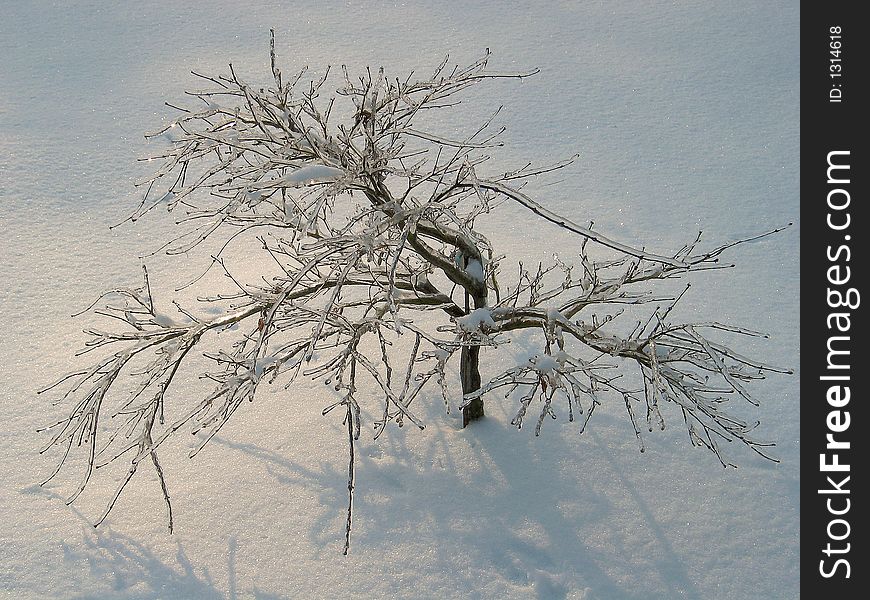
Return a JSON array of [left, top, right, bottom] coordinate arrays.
[[802, 3, 867, 596]]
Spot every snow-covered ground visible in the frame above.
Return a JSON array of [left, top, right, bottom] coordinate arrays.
[[0, 2, 799, 599]]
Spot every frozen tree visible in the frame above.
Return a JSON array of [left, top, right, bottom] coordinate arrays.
[[40, 36, 790, 553]]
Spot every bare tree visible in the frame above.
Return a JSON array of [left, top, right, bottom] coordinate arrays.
[[39, 36, 790, 553]]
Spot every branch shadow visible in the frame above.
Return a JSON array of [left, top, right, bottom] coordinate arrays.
[[21, 486, 236, 600], [62, 531, 228, 600], [213, 404, 705, 600]]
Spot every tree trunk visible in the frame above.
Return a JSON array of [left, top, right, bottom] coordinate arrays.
[[461, 345, 483, 427], [461, 291, 487, 428]]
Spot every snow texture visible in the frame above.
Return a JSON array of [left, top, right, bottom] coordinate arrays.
[[0, 1, 799, 599]]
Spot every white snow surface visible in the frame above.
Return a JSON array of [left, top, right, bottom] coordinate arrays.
[[0, 2, 799, 599]]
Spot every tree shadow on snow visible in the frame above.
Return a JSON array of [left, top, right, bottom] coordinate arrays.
[[25, 486, 239, 600], [61, 530, 228, 600], [214, 405, 704, 600]]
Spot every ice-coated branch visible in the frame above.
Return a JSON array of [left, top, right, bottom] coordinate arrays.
[[452, 241, 792, 464]]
